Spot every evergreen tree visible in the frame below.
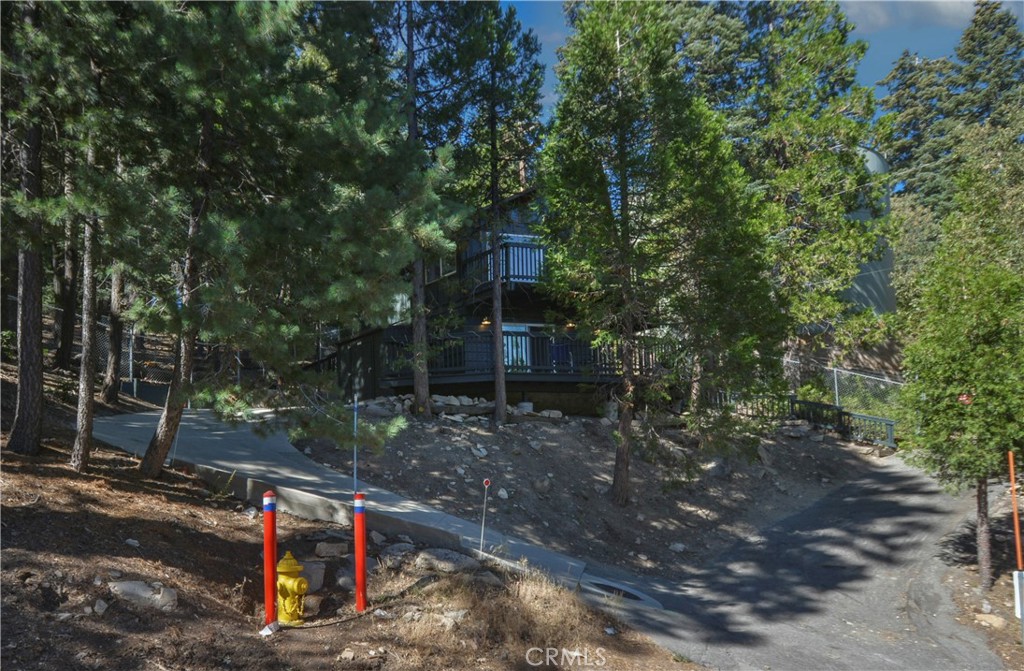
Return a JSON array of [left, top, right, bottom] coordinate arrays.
[[2, 1, 45, 456], [541, 1, 782, 506], [377, 1, 480, 418], [740, 1, 882, 348], [880, 0, 1023, 313], [454, 2, 543, 423], [898, 106, 1024, 591]]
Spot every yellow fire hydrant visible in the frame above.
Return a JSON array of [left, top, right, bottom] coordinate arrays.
[[276, 551, 309, 626]]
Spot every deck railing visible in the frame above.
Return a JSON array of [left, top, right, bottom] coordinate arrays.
[[462, 241, 545, 288], [381, 331, 666, 381]]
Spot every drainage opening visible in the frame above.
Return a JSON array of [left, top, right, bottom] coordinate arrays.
[[581, 581, 644, 601]]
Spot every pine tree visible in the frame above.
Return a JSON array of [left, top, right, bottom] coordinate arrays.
[[3, 1, 45, 456], [880, 0, 1023, 313], [739, 1, 882, 348], [375, 1, 481, 419], [541, 1, 782, 506], [898, 105, 1024, 591], [454, 2, 543, 424]]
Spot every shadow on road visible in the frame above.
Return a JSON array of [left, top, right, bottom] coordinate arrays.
[[618, 462, 955, 650]]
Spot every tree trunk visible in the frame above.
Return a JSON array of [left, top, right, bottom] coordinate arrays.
[[54, 157, 78, 371], [609, 26, 632, 507], [689, 354, 702, 413], [977, 477, 992, 590], [70, 203, 98, 472], [100, 265, 124, 404], [611, 339, 635, 507], [489, 48, 507, 425], [140, 335, 185, 477], [140, 109, 211, 478], [406, 0, 431, 419], [9, 1, 44, 456]]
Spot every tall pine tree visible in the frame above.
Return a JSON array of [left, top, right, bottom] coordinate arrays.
[[542, 1, 782, 506]]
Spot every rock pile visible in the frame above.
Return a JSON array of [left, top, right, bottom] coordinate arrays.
[[348, 394, 567, 424]]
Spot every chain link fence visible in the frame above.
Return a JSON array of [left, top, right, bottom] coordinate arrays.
[[784, 358, 903, 420]]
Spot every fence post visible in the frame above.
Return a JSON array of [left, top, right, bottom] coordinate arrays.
[[833, 367, 840, 408]]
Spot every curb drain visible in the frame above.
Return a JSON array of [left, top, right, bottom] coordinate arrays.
[[577, 576, 663, 609]]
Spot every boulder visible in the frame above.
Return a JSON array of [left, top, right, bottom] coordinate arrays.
[[369, 530, 387, 545], [108, 581, 177, 612], [315, 542, 348, 558], [414, 548, 480, 574]]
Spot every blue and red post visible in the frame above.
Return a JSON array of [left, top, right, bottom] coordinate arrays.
[[263, 490, 278, 626], [354, 493, 367, 612]]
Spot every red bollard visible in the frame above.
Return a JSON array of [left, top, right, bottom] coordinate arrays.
[[354, 492, 367, 612], [263, 490, 278, 626]]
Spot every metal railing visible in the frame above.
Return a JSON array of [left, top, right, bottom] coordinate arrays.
[[379, 330, 666, 381], [462, 241, 545, 288]]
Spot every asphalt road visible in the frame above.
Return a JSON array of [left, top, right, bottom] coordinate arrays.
[[589, 456, 1000, 671]]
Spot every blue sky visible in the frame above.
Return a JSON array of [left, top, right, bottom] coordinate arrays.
[[508, 0, 1024, 112]]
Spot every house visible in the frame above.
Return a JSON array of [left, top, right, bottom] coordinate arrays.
[[331, 189, 641, 413]]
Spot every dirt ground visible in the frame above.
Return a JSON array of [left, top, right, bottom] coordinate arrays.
[[299, 406, 886, 581], [3, 364, 1022, 669], [0, 366, 689, 671]]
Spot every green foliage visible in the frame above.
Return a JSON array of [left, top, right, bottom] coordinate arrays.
[[898, 108, 1024, 491], [541, 0, 784, 404], [881, 0, 1023, 317]]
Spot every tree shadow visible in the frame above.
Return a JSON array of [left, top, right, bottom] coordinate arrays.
[[938, 509, 1021, 580], [580, 461, 957, 656]]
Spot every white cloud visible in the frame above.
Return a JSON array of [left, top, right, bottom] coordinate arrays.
[[841, 0, 978, 32]]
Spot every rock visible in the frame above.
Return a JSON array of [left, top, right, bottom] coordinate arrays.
[[303, 447, 313, 455], [471, 571, 505, 588], [124, 539, 140, 548], [94, 599, 108, 616], [414, 548, 480, 574], [757, 444, 774, 467], [380, 544, 415, 557], [456, 466, 466, 476], [669, 543, 687, 553], [373, 608, 394, 619], [782, 425, 809, 439], [444, 395, 461, 406], [528, 440, 542, 451], [335, 572, 355, 592], [108, 581, 177, 611], [470, 446, 488, 459], [315, 542, 348, 558], [362, 403, 392, 418], [439, 608, 469, 630], [300, 562, 326, 593], [599, 417, 613, 427], [370, 530, 387, 545], [497, 487, 509, 500], [975, 613, 1007, 629], [981, 600, 992, 614], [458, 395, 475, 406], [532, 476, 552, 494], [809, 433, 825, 443], [303, 594, 324, 617], [707, 458, 732, 479], [340, 649, 355, 661]]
